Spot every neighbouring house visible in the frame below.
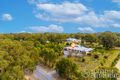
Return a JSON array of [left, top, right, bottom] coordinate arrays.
[[64, 43, 93, 57], [66, 38, 81, 43]]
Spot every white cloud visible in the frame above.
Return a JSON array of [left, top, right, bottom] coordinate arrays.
[[99, 10, 120, 28], [75, 10, 120, 28], [78, 27, 95, 33], [2, 13, 13, 21], [35, 2, 89, 22], [113, 0, 120, 3], [29, 1, 120, 29], [19, 31, 32, 33], [37, 2, 88, 16], [102, 11, 120, 20], [112, 0, 120, 7], [27, 0, 36, 4], [29, 24, 64, 33], [27, 0, 49, 4], [74, 11, 100, 26]]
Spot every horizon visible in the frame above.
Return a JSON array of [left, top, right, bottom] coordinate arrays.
[[0, 0, 120, 33], [0, 31, 120, 35]]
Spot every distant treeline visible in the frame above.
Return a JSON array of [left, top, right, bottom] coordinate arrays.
[[0, 31, 120, 80]]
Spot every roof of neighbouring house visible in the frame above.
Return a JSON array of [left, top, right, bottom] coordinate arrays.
[[66, 38, 77, 40], [66, 38, 81, 42]]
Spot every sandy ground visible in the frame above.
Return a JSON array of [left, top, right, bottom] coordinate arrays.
[[115, 47, 120, 50], [25, 75, 38, 80], [116, 60, 120, 80], [116, 60, 120, 71]]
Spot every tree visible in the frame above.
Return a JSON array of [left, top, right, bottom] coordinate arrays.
[[1, 66, 25, 80], [115, 37, 120, 47], [99, 32, 117, 49], [82, 34, 98, 44], [56, 58, 77, 79], [40, 48, 58, 67], [74, 33, 82, 39]]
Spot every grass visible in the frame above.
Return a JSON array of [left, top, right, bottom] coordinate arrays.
[[70, 49, 120, 71], [104, 50, 119, 67]]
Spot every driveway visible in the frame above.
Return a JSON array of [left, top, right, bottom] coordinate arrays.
[[33, 66, 55, 80], [116, 60, 120, 71], [116, 60, 120, 80]]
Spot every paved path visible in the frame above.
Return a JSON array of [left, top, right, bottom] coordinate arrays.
[[116, 60, 120, 80], [33, 66, 55, 80], [116, 60, 120, 71]]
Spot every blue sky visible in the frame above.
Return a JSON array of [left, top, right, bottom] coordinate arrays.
[[0, 0, 120, 33]]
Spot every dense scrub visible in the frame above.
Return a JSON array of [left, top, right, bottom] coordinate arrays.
[[0, 32, 120, 80], [0, 33, 66, 80]]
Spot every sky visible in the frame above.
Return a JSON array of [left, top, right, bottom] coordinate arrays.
[[0, 0, 120, 33]]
